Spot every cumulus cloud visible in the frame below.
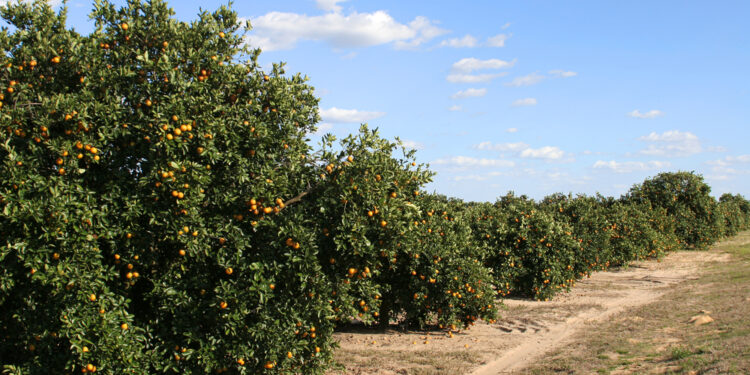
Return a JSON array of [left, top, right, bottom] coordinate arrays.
[[628, 109, 664, 119], [505, 73, 546, 87], [451, 88, 487, 99], [638, 130, 701, 157], [319, 107, 385, 123], [512, 98, 537, 107], [451, 57, 516, 73], [446, 72, 507, 83], [593, 160, 671, 173], [549, 69, 577, 78], [485, 33, 510, 47], [520, 146, 565, 160], [244, 9, 446, 51], [432, 156, 515, 169], [439, 34, 477, 48]]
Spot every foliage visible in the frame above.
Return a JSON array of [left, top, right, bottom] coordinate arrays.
[[626, 171, 722, 249], [1, 0, 333, 373]]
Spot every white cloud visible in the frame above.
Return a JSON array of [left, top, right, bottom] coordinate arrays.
[[628, 109, 664, 119], [638, 130, 701, 157], [451, 58, 516, 73], [593, 160, 672, 173], [319, 107, 385, 123], [433, 156, 515, 169], [505, 73, 545, 87], [400, 139, 424, 150], [475, 141, 529, 152], [506, 127, 518, 133], [244, 10, 446, 51], [520, 146, 566, 160], [448, 105, 462, 111], [316, 0, 347, 12], [512, 98, 537, 107], [439, 34, 477, 48], [446, 72, 507, 83], [485, 33, 510, 47], [451, 88, 487, 99], [549, 69, 577, 78]]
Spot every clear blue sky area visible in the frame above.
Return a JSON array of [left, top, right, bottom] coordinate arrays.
[[10, 0, 750, 201]]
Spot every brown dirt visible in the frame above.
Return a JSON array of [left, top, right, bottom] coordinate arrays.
[[328, 249, 732, 375]]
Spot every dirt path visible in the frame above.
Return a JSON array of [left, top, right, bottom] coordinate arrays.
[[331, 249, 731, 375]]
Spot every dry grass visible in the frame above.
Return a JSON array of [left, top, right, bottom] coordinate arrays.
[[524, 231, 750, 375]]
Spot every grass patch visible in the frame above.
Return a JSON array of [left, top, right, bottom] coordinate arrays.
[[525, 231, 750, 374]]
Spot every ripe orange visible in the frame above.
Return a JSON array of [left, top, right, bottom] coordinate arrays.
[[89, 294, 96, 301], [121, 323, 128, 330], [220, 301, 228, 309], [120, 22, 128, 31]]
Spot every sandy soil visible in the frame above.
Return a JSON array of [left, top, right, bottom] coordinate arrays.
[[329, 249, 732, 375]]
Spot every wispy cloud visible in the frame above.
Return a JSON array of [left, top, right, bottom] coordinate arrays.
[[505, 73, 546, 87], [399, 139, 424, 150], [316, 0, 347, 12], [448, 105, 463, 111], [485, 33, 510, 47], [451, 88, 487, 99], [476, 141, 529, 152], [548, 69, 577, 78], [439, 34, 477, 48], [520, 146, 566, 160], [319, 107, 385, 123], [628, 109, 664, 119], [506, 127, 518, 133], [446, 72, 507, 83], [433, 156, 515, 169], [638, 130, 701, 157], [476, 142, 569, 161], [593, 160, 671, 173], [454, 171, 504, 181], [512, 98, 537, 107], [452, 58, 516, 73]]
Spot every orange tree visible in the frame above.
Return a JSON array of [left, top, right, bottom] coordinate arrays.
[[540, 193, 614, 277], [717, 193, 750, 236], [308, 126, 432, 327], [1, 0, 337, 373], [625, 171, 722, 249], [307, 127, 495, 330], [603, 199, 678, 264], [469, 194, 580, 301]]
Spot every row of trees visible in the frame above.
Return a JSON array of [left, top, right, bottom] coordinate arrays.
[[1, 1, 749, 374]]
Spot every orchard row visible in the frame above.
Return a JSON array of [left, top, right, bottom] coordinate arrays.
[[1, 1, 748, 374]]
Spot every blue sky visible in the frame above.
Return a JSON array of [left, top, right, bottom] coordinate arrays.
[[13, 0, 750, 202]]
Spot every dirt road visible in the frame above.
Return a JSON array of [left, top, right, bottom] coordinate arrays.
[[330, 249, 730, 374]]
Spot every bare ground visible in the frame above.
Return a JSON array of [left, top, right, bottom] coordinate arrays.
[[328, 238, 739, 375]]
